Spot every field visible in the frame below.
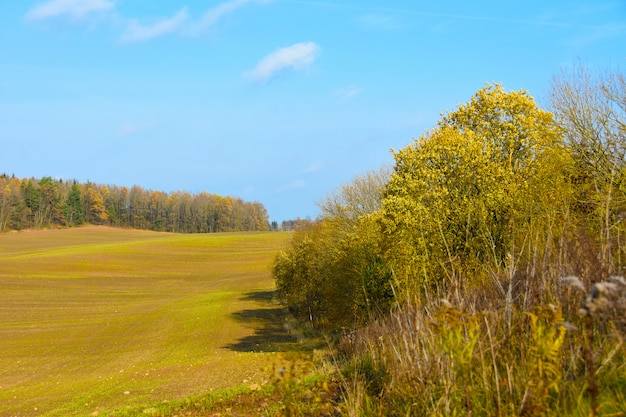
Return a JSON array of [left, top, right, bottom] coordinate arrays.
[[0, 226, 291, 417]]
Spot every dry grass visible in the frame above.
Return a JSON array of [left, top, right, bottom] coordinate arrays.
[[0, 226, 292, 417], [335, 278, 626, 417]]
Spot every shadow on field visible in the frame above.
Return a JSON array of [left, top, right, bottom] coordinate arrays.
[[224, 290, 301, 353]]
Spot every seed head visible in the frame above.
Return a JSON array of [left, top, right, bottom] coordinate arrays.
[[562, 276, 586, 292]]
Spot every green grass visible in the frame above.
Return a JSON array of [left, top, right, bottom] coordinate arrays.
[[0, 226, 292, 417]]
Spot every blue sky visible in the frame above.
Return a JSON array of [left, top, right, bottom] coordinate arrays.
[[1, 1, 624, 222]]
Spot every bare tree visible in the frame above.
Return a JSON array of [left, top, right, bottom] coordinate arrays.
[[550, 64, 626, 270], [317, 164, 392, 223]]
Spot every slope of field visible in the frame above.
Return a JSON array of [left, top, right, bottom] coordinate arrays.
[[0, 226, 291, 417]]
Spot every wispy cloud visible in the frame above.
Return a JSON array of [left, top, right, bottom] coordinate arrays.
[[247, 42, 320, 81], [304, 163, 323, 173], [116, 121, 154, 137], [25, 0, 114, 21], [292, 1, 624, 32], [26, 0, 274, 42], [120, 7, 189, 43], [197, 0, 250, 30], [278, 179, 306, 191], [356, 13, 403, 31], [187, 0, 274, 35], [335, 85, 362, 100], [566, 23, 626, 47]]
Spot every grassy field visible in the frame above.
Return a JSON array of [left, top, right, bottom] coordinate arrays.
[[0, 226, 292, 417]]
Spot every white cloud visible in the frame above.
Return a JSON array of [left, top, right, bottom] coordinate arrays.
[[120, 8, 189, 43], [247, 42, 320, 81], [25, 0, 114, 21]]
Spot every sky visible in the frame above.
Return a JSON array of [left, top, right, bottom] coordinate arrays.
[[1, 1, 625, 222]]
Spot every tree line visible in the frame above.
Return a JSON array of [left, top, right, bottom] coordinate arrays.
[[0, 176, 271, 233]]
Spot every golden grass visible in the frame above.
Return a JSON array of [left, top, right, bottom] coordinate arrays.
[[0, 226, 291, 417]]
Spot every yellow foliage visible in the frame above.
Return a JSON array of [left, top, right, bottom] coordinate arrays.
[[381, 84, 573, 293]]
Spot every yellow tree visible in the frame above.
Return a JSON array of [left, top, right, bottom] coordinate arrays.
[[87, 185, 109, 224], [0, 180, 14, 231], [381, 84, 573, 296]]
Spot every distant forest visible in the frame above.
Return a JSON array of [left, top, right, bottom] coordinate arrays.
[[0, 174, 273, 233]]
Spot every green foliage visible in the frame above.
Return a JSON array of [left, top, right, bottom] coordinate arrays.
[[362, 255, 394, 315], [273, 221, 327, 323], [273, 216, 394, 330], [65, 182, 83, 225]]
